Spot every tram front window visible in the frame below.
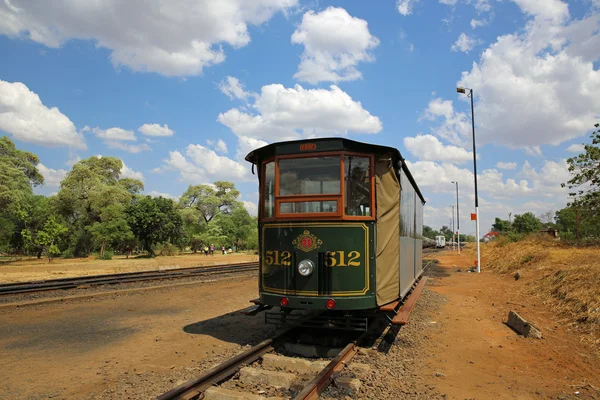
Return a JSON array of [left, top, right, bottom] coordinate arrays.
[[279, 157, 340, 196]]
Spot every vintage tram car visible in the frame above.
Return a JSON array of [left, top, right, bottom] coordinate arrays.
[[245, 138, 424, 315]]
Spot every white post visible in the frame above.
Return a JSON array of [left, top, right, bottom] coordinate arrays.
[[476, 206, 481, 273]]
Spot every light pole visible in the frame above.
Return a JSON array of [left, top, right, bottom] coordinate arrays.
[[450, 205, 455, 251], [451, 181, 460, 255], [457, 86, 480, 272]]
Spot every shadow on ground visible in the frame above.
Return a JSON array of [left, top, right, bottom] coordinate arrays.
[[183, 308, 276, 346]]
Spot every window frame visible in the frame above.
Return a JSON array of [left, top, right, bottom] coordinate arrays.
[[259, 151, 375, 221]]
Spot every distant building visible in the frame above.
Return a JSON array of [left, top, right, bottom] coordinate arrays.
[[539, 228, 560, 240], [483, 231, 500, 242]]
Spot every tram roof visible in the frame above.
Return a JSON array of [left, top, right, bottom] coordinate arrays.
[[245, 137, 425, 204]]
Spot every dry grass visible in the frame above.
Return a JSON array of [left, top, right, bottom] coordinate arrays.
[[0, 252, 259, 283], [475, 236, 600, 353]]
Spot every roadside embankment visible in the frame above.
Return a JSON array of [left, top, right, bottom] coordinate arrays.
[[476, 237, 600, 354]]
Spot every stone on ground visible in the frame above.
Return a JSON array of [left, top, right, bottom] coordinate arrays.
[[349, 363, 371, 377], [239, 367, 296, 388], [262, 354, 328, 374], [204, 387, 266, 400], [507, 310, 542, 339], [334, 376, 362, 392]]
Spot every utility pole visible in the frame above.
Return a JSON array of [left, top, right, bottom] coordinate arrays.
[[451, 181, 460, 255], [450, 205, 455, 251], [457, 86, 480, 272]]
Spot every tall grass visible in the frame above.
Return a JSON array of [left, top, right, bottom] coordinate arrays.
[[479, 235, 600, 353]]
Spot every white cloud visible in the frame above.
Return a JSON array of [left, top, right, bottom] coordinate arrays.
[[403, 134, 474, 163], [470, 19, 487, 29], [66, 156, 81, 167], [512, 0, 569, 22], [496, 161, 517, 170], [161, 143, 250, 184], [37, 163, 67, 187], [454, 6, 600, 149], [523, 146, 543, 157], [397, 0, 419, 16], [93, 127, 136, 141], [421, 98, 472, 146], [106, 141, 151, 154], [439, 0, 492, 13], [451, 33, 479, 53], [0, 0, 298, 77], [147, 190, 177, 200], [218, 83, 382, 142], [218, 76, 254, 100], [291, 7, 379, 84], [242, 201, 258, 216], [236, 136, 269, 164], [566, 144, 585, 153], [207, 138, 228, 154], [120, 163, 144, 181], [138, 123, 174, 137], [0, 80, 85, 149]]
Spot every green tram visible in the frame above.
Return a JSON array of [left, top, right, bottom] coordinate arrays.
[[245, 138, 425, 324]]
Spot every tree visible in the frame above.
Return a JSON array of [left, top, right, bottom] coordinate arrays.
[[213, 204, 255, 249], [0, 136, 43, 215], [126, 196, 183, 256], [16, 195, 51, 257], [56, 156, 143, 256], [423, 225, 441, 240], [491, 217, 512, 233], [564, 123, 600, 211], [440, 225, 453, 240], [513, 212, 541, 234], [179, 181, 240, 224], [22, 216, 68, 261], [89, 204, 133, 257], [539, 210, 555, 227]]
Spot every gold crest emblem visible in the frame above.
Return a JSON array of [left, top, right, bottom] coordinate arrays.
[[292, 230, 323, 252]]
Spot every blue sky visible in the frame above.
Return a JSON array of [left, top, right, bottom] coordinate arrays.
[[0, 0, 599, 236]]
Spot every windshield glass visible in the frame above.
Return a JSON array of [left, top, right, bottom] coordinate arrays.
[[278, 156, 340, 195]]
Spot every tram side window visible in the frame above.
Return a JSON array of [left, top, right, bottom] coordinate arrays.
[[264, 162, 275, 218], [344, 156, 371, 216]]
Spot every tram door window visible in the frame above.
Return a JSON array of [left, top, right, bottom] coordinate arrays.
[[344, 156, 371, 216], [264, 162, 275, 218]]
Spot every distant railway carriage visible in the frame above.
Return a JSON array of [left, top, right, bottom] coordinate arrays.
[[245, 138, 425, 315], [436, 235, 446, 248]]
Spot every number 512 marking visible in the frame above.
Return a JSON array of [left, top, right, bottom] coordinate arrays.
[[324, 251, 361, 267], [263, 250, 361, 267]]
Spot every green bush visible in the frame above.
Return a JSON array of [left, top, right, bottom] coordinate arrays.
[[61, 248, 75, 259], [96, 250, 114, 260], [156, 243, 178, 256]]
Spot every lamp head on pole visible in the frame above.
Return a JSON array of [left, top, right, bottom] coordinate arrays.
[[456, 87, 466, 94]]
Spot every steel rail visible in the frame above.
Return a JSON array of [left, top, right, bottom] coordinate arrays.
[[292, 331, 366, 400], [0, 262, 258, 296], [155, 330, 291, 400]]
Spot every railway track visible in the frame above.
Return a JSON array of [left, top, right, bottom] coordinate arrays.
[[0, 262, 259, 296], [156, 325, 367, 400], [156, 276, 429, 400]]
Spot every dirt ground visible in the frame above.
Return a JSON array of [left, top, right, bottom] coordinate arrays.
[[1, 250, 599, 399], [0, 275, 272, 400], [0, 252, 258, 283], [423, 251, 600, 399]]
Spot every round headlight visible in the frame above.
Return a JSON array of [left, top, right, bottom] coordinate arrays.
[[298, 259, 315, 276]]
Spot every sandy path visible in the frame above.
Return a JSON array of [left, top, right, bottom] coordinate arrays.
[[422, 251, 600, 399]]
